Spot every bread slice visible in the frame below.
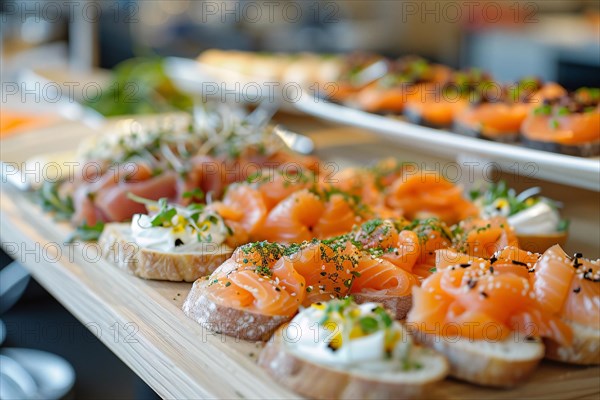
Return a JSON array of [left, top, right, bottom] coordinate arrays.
[[182, 278, 292, 341], [353, 292, 412, 320], [410, 329, 544, 387], [258, 324, 449, 400], [521, 137, 600, 157], [99, 223, 232, 282], [544, 320, 600, 365], [453, 120, 519, 143]]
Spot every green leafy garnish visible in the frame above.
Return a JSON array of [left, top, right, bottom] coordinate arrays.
[[36, 181, 74, 220], [472, 180, 534, 216], [150, 198, 177, 227], [373, 306, 393, 327], [68, 221, 105, 242], [557, 219, 570, 232], [533, 104, 552, 116], [82, 58, 193, 117], [182, 188, 204, 200], [358, 316, 379, 334]]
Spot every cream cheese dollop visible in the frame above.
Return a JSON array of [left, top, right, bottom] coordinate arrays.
[[480, 199, 561, 235], [507, 201, 561, 235], [285, 301, 416, 372], [130, 205, 228, 252]]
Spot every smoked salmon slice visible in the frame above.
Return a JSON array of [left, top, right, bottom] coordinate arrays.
[[385, 172, 478, 225], [255, 190, 326, 243], [351, 255, 417, 297], [206, 243, 305, 317], [209, 183, 268, 237], [312, 192, 363, 239], [407, 260, 573, 346], [454, 217, 518, 258], [282, 240, 357, 304], [532, 245, 600, 330], [254, 170, 313, 210], [200, 234, 422, 318]]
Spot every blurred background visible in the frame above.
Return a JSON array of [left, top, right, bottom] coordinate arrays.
[[1, 0, 599, 399], [2, 0, 600, 87]]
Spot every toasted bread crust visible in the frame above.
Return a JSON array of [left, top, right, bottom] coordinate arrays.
[[182, 279, 292, 341], [99, 223, 231, 282], [258, 324, 448, 400], [453, 120, 520, 143], [544, 320, 600, 365], [352, 293, 412, 320], [410, 329, 544, 387], [521, 137, 600, 157]]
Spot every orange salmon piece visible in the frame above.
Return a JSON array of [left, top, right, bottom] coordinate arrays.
[[285, 241, 357, 305], [386, 173, 478, 225], [533, 245, 600, 330], [214, 184, 268, 236], [351, 255, 417, 297], [313, 194, 362, 239], [455, 217, 518, 258], [257, 190, 325, 243]]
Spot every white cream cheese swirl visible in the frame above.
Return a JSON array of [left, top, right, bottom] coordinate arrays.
[[131, 205, 228, 252], [284, 300, 419, 372]]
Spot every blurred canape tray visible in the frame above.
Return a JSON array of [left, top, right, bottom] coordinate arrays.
[[163, 56, 599, 192], [294, 97, 600, 192]]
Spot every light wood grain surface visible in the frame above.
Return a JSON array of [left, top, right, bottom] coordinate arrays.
[[1, 117, 598, 399]]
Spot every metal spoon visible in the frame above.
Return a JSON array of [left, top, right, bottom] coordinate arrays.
[[353, 59, 389, 87], [273, 125, 315, 155], [246, 101, 315, 154]]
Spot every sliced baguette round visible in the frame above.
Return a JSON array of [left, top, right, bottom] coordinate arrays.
[[544, 320, 600, 365], [99, 223, 232, 282], [352, 292, 412, 320], [409, 329, 544, 387], [453, 120, 520, 143], [258, 324, 448, 400], [182, 278, 292, 341], [521, 137, 600, 157]]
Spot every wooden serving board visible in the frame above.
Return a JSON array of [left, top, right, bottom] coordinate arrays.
[[1, 119, 599, 399]]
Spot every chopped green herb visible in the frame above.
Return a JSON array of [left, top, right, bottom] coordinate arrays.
[[67, 221, 105, 242]]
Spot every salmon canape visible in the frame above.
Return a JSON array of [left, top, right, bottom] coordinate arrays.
[[407, 247, 572, 387], [354, 56, 452, 114], [454, 79, 567, 142], [521, 87, 600, 156], [325, 53, 388, 103], [404, 68, 494, 128], [532, 245, 600, 365], [259, 298, 449, 400]]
